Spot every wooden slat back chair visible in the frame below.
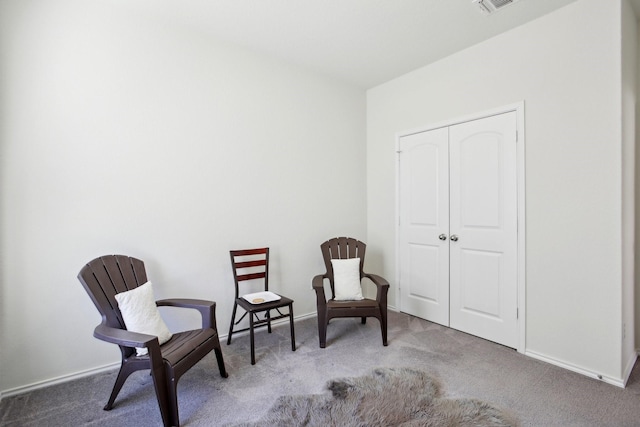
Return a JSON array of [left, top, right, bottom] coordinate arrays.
[[227, 248, 296, 365], [78, 255, 228, 427], [312, 237, 390, 348]]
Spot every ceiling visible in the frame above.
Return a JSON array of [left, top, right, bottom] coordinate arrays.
[[122, 0, 635, 88]]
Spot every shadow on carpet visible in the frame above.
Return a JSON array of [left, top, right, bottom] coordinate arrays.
[[230, 367, 518, 426]]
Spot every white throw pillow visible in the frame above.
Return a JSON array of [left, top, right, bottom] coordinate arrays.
[[331, 258, 364, 301], [114, 281, 173, 356]]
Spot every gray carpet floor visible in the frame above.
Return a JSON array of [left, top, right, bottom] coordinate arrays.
[[2, 310, 640, 426]]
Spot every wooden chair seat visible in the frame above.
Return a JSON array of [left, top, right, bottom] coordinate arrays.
[[326, 299, 380, 309], [159, 329, 217, 366]]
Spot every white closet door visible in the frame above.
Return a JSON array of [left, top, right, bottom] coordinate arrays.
[[398, 111, 519, 349], [398, 127, 450, 326], [449, 112, 518, 348]]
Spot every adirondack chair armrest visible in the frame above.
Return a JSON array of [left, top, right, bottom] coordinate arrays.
[[94, 323, 159, 349], [312, 274, 328, 306], [363, 273, 389, 305], [156, 298, 218, 330]]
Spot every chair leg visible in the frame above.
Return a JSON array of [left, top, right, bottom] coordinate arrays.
[[149, 356, 172, 427], [227, 302, 238, 345], [249, 311, 256, 365], [317, 310, 327, 348], [214, 345, 229, 378], [104, 361, 137, 410], [289, 304, 296, 352], [166, 372, 180, 427], [380, 311, 388, 346], [266, 310, 272, 333], [361, 317, 366, 324]]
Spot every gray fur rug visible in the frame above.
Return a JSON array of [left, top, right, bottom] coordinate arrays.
[[232, 367, 518, 426]]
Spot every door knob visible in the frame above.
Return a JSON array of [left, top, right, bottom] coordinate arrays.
[[439, 234, 447, 241], [450, 235, 459, 242]]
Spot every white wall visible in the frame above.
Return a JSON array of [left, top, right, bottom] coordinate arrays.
[[367, 0, 627, 382], [621, 0, 637, 382], [0, 0, 366, 393]]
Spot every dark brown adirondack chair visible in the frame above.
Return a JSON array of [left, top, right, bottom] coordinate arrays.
[[227, 247, 296, 365], [312, 237, 389, 348], [77, 255, 228, 427]]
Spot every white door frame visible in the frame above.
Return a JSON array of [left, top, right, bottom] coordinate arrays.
[[395, 102, 526, 353]]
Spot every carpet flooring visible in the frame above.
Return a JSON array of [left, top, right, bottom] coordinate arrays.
[[2, 310, 640, 426]]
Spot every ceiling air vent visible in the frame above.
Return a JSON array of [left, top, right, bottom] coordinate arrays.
[[472, 0, 520, 15]]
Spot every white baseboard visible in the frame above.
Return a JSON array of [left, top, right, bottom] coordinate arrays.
[[525, 349, 626, 388], [0, 362, 120, 401], [6, 310, 628, 401], [0, 308, 400, 401], [0, 311, 320, 401], [622, 351, 638, 386]]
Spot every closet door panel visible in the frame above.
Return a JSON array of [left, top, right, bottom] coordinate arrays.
[[399, 127, 450, 326], [449, 112, 518, 348]]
